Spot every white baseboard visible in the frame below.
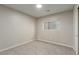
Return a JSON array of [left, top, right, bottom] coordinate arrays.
[[37, 39, 73, 49], [72, 48, 78, 55], [0, 39, 34, 53]]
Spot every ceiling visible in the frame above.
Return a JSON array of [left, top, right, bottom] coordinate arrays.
[[5, 4, 74, 18]]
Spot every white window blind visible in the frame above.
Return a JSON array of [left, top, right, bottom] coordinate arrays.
[[44, 21, 60, 30]]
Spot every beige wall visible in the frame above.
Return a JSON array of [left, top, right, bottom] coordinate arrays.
[[36, 11, 73, 48], [0, 5, 35, 50]]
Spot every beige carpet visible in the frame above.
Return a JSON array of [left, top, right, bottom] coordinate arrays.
[[0, 40, 75, 55]]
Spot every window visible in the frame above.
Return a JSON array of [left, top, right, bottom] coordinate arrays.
[[43, 20, 60, 30]]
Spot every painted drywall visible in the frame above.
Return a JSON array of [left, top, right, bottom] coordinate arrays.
[[36, 11, 73, 48], [73, 5, 78, 54], [0, 5, 35, 51]]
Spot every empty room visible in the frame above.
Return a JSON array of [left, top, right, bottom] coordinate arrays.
[[0, 4, 78, 55]]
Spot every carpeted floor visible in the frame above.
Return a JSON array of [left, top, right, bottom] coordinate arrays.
[[0, 40, 75, 55]]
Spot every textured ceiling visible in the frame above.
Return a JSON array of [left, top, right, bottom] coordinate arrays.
[[5, 4, 74, 18]]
